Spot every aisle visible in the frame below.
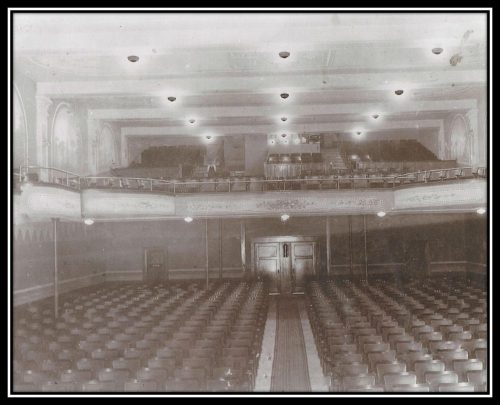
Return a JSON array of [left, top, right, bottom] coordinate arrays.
[[270, 297, 311, 392]]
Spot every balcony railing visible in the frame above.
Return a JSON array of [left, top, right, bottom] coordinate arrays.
[[17, 165, 487, 194]]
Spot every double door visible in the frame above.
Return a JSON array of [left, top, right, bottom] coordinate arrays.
[[253, 237, 317, 295]]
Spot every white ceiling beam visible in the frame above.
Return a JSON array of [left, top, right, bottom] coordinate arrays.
[[121, 119, 442, 137], [37, 69, 485, 97], [89, 99, 476, 120], [15, 14, 485, 53]]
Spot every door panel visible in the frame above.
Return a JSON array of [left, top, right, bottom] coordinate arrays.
[[145, 249, 165, 283], [255, 243, 280, 294], [292, 242, 315, 293]]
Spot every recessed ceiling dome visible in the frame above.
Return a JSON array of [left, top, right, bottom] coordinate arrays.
[[395, 89, 404, 96], [279, 51, 290, 59], [281, 117, 288, 122], [127, 55, 139, 63], [280, 93, 289, 99], [432, 47, 444, 55], [167, 96, 176, 102]]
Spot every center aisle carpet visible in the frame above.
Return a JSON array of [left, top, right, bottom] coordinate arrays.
[[271, 297, 311, 392]]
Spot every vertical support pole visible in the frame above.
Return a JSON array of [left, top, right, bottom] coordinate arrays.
[[348, 216, 353, 277], [364, 215, 368, 283], [218, 218, 223, 280], [205, 219, 209, 289], [326, 216, 331, 278], [52, 218, 59, 319], [240, 220, 246, 275]]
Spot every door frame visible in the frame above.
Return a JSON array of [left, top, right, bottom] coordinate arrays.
[[251, 236, 318, 294], [143, 247, 168, 282]]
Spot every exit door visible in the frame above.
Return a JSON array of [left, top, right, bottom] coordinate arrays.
[[253, 237, 317, 295], [144, 248, 166, 283]]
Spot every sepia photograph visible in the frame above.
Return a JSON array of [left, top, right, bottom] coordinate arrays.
[[8, 8, 491, 397]]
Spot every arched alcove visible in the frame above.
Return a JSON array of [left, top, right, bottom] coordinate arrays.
[[13, 86, 29, 168], [448, 114, 472, 165], [97, 124, 117, 174], [51, 103, 81, 173]]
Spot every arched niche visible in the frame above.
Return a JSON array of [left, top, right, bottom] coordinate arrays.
[[448, 114, 472, 165], [97, 124, 117, 174], [50, 103, 82, 173], [13, 86, 29, 168]]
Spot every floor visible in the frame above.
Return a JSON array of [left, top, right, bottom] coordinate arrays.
[[255, 295, 328, 392]]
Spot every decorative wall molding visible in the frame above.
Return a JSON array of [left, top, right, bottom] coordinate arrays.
[[82, 189, 176, 219], [17, 179, 486, 221], [393, 180, 486, 210], [17, 184, 81, 220], [178, 190, 392, 217]]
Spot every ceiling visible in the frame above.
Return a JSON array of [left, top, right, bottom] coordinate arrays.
[[13, 12, 488, 139]]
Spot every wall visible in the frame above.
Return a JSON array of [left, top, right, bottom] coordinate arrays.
[[13, 220, 107, 306], [245, 134, 268, 176], [13, 212, 486, 305], [100, 218, 243, 281], [13, 71, 37, 168]]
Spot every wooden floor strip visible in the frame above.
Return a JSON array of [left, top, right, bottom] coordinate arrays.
[[270, 297, 311, 392]]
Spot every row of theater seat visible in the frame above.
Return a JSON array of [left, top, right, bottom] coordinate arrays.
[[306, 276, 487, 392], [14, 281, 268, 392]]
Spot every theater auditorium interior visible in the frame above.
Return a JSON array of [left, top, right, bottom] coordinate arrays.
[[10, 11, 490, 395]]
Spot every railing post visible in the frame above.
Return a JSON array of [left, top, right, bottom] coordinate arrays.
[[66, 171, 69, 187], [228, 179, 231, 192], [150, 179, 153, 191], [173, 182, 176, 194]]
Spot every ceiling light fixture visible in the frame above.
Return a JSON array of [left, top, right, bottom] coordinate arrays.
[[395, 89, 404, 96], [184, 216, 193, 223], [432, 47, 444, 55], [356, 131, 363, 136], [205, 135, 212, 140], [167, 96, 176, 102], [377, 211, 386, 218], [476, 208, 486, 215], [281, 214, 290, 222], [127, 55, 139, 63], [281, 117, 288, 122], [188, 118, 196, 124], [84, 218, 94, 226], [281, 133, 287, 138], [279, 51, 290, 59], [372, 114, 380, 119], [280, 93, 289, 99]]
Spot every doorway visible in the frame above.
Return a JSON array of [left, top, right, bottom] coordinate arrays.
[[144, 248, 167, 283], [252, 236, 317, 295]]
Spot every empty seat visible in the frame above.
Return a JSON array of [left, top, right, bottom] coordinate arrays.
[[391, 383, 430, 392], [339, 362, 369, 376], [438, 382, 476, 392], [376, 362, 406, 384], [384, 372, 417, 391], [124, 379, 158, 392], [414, 360, 445, 383], [367, 350, 396, 370], [453, 359, 483, 381], [342, 373, 376, 390], [467, 369, 487, 391], [436, 349, 468, 369], [425, 371, 459, 392]]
